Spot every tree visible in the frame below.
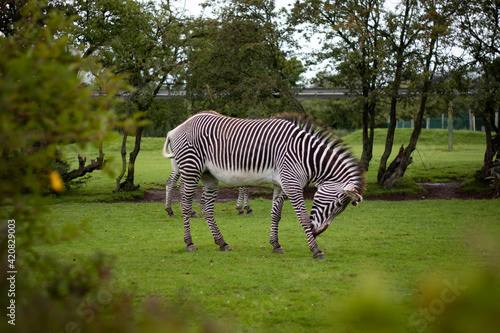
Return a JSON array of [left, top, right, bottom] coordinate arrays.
[[377, 0, 423, 184], [456, 0, 500, 178], [302, 98, 362, 130], [0, 0, 67, 37], [185, 0, 305, 118], [291, 0, 386, 170], [71, 0, 187, 191], [0, 0, 26, 36], [381, 0, 456, 188]]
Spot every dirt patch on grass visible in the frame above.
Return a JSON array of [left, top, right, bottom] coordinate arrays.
[[366, 182, 492, 201], [141, 182, 493, 203]]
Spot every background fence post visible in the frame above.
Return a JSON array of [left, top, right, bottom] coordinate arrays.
[[448, 103, 453, 151], [469, 109, 473, 131]]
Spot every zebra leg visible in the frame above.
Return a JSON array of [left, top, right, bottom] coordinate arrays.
[[179, 178, 201, 218], [165, 171, 180, 217], [236, 187, 245, 215], [243, 187, 253, 214], [270, 186, 286, 254], [180, 176, 200, 252], [199, 185, 206, 216], [285, 184, 325, 259], [201, 173, 231, 251]]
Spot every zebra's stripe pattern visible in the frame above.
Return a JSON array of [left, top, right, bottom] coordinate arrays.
[[164, 111, 365, 259]]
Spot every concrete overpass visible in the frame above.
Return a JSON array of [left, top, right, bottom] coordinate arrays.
[[99, 87, 409, 99], [153, 88, 356, 99]]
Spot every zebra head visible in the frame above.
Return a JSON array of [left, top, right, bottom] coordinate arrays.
[[310, 182, 363, 237]]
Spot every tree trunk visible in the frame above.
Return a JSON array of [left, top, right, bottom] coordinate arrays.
[[378, 88, 399, 184], [116, 128, 143, 192], [482, 112, 500, 178], [383, 92, 429, 189], [115, 76, 167, 192], [360, 98, 375, 171], [62, 145, 105, 181], [115, 133, 128, 192], [447, 101, 454, 151], [125, 126, 143, 188]]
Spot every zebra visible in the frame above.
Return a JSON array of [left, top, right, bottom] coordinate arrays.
[[165, 170, 252, 217], [163, 111, 365, 259]]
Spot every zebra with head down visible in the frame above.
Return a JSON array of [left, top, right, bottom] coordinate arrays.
[[163, 111, 365, 259]]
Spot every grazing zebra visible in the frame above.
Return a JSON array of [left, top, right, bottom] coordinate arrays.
[[165, 171, 252, 217], [163, 111, 365, 259]]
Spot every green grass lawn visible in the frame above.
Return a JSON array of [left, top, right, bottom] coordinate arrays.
[[40, 198, 500, 332]]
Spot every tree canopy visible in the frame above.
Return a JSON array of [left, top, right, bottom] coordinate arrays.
[[185, 0, 305, 118]]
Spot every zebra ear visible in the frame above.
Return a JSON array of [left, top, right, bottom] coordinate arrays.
[[344, 189, 363, 206]]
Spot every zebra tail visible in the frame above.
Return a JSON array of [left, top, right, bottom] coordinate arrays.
[[163, 133, 175, 159]]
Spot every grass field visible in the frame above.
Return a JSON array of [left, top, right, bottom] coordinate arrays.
[[40, 128, 499, 332], [41, 198, 500, 332]]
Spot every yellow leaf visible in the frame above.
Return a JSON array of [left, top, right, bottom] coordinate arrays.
[[49, 170, 65, 193]]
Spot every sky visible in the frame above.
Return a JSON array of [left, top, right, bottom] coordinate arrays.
[[176, 0, 296, 17]]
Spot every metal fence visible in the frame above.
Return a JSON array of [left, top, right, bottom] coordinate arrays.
[[394, 111, 499, 131]]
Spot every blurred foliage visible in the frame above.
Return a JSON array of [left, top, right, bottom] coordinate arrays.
[[329, 273, 407, 333], [328, 233, 500, 333], [0, 1, 220, 332], [416, 232, 500, 333], [0, 0, 122, 207]]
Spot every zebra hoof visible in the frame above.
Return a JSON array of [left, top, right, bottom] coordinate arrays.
[[186, 244, 198, 252], [237, 210, 245, 215], [245, 209, 254, 214], [220, 244, 232, 251], [313, 252, 326, 260], [165, 208, 175, 217], [190, 211, 201, 218], [272, 247, 285, 254]]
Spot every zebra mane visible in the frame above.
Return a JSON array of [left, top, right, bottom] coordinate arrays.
[[275, 113, 366, 193], [274, 113, 342, 148]]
